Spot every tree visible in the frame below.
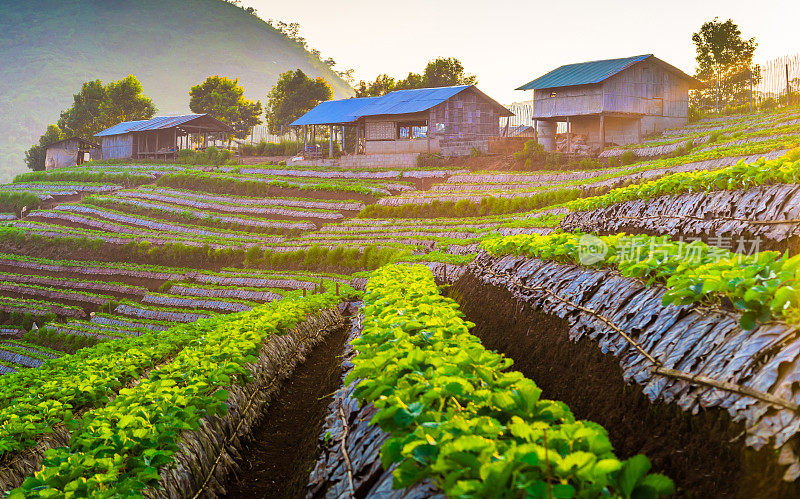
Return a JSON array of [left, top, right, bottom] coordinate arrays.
[[24, 124, 63, 171], [420, 57, 477, 87], [355, 74, 396, 97], [24, 75, 156, 170], [692, 18, 759, 111], [98, 75, 157, 129], [189, 76, 263, 139], [358, 57, 478, 95], [57, 80, 105, 138], [265, 69, 333, 134]]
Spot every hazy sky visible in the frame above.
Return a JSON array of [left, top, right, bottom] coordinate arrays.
[[248, 0, 798, 103]]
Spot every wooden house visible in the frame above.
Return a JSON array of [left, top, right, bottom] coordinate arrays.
[[44, 137, 101, 170], [291, 85, 513, 157], [516, 55, 702, 151], [94, 114, 234, 161]]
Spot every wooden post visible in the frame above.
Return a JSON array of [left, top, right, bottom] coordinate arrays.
[[637, 118, 642, 143], [599, 114, 605, 148], [341, 126, 346, 155], [787, 64, 792, 107], [173, 128, 177, 160], [329, 125, 334, 158], [749, 69, 754, 114], [335, 282, 339, 295], [566, 117, 571, 153], [427, 118, 431, 154]]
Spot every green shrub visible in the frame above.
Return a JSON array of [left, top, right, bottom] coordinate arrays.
[[619, 150, 637, 165], [688, 104, 703, 123], [760, 97, 778, 112], [176, 147, 235, 166]]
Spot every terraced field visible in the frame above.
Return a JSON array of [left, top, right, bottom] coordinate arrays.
[[2, 106, 800, 497]]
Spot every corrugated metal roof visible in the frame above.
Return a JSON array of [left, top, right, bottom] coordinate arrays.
[[291, 85, 511, 126], [357, 85, 470, 116], [95, 114, 228, 136], [516, 55, 652, 90], [290, 96, 380, 126]]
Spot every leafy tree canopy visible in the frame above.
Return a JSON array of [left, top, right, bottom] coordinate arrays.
[[24, 75, 156, 171], [356, 57, 477, 97], [190, 75, 263, 139], [57, 80, 105, 138], [99, 75, 157, 128], [692, 18, 759, 108], [265, 69, 332, 133], [24, 125, 64, 172]]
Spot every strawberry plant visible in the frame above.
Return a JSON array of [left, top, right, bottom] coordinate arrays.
[[348, 264, 673, 498], [483, 233, 800, 330]]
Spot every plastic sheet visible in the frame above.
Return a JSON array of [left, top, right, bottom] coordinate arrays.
[[468, 252, 800, 480]]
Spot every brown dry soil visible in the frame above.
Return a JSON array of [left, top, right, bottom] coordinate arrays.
[[222, 322, 349, 499], [449, 274, 800, 499]]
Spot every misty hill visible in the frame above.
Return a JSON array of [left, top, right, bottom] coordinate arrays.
[[0, 0, 353, 181]]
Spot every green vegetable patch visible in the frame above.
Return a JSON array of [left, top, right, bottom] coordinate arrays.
[[349, 264, 672, 498]]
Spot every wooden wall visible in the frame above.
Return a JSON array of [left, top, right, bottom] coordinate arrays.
[[533, 59, 693, 147], [101, 134, 134, 160]]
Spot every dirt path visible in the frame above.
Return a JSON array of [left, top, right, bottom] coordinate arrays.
[[222, 323, 348, 499]]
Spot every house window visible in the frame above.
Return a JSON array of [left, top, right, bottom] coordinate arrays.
[[397, 121, 428, 140]]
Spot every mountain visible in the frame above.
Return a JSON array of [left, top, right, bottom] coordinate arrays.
[[0, 0, 353, 181]]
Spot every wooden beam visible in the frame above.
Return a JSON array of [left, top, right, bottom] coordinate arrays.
[[599, 114, 605, 148], [566, 116, 571, 153]]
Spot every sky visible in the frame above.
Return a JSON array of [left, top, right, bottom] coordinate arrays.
[[247, 0, 799, 103]]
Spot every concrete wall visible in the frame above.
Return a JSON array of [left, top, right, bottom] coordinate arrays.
[[365, 139, 439, 154], [340, 152, 419, 169]]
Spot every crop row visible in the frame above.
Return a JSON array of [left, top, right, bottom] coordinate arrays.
[[0, 271, 146, 298], [90, 313, 174, 331], [9, 219, 269, 249], [607, 111, 800, 153], [85, 195, 321, 230], [102, 192, 341, 221], [188, 272, 318, 290], [483, 232, 800, 330], [662, 108, 800, 137], [0, 252, 186, 281], [156, 172, 403, 197], [43, 204, 286, 242], [49, 320, 149, 340], [0, 315, 226, 459], [0, 281, 114, 306], [124, 186, 365, 212], [12, 169, 158, 185], [141, 292, 257, 313], [166, 283, 284, 302], [567, 147, 800, 212], [114, 302, 214, 323], [1, 182, 121, 193], [350, 264, 672, 497], [216, 165, 463, 180], [10, 288, 348, 495], [0, 295, 85, 319]]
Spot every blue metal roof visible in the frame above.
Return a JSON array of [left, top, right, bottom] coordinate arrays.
[[290, 97, 380, 126], [516, 55, 653, 90], [291, 85, 511, 126], [95, 114, 230, 136]]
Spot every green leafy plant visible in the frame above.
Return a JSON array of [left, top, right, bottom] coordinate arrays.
[[348, 264, 673, 497]]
